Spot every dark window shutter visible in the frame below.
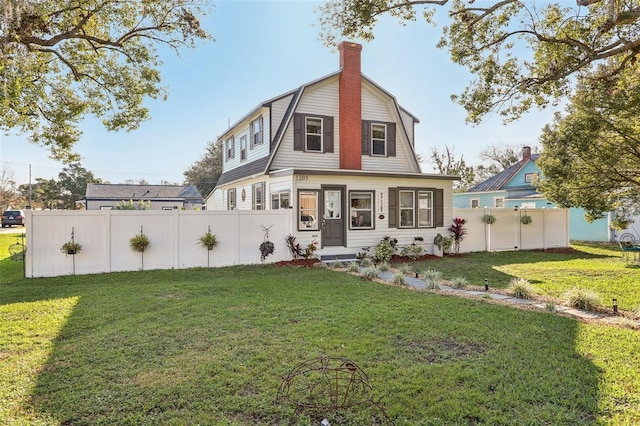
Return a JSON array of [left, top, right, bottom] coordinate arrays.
[[249, 121, 254, 149], [293, 114, 303, 151], [435, 188, 444, 227], [258, 116, 263, 145], [387, 123, 396, 157], [388, 187, 398, 228], [361, 120, 370, 155], [323, 116, 334, 153]]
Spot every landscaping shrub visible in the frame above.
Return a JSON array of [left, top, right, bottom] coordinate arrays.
[[507, 278, 536, 299], [563, 287, 601, 311], [451, 276, 469, 289], [393, 271, 406, 285], [361, 266, 379, 281]]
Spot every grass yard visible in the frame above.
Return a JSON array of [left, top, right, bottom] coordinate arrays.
[[1, 234, 639, 425], [411, 242, 640, 312]]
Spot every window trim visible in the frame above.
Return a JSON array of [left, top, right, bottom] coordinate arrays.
[[297, 189, 319, 231], [227, 188, 236, 210], [250, 116, 263, 148], [417, 190, 434, 228], [389, 187, 442, 229], [524, 172, 539, 183], [252, 182, 265, 210], [371, 123, 387, 157], [399, 189, 416, 228], [240, 135, 247, 161], [494, 197, 505, 208], [305, 116, 323, 152], [225, 136, 235, 161], [271, 191, 290, 210], [349, 191, 375, 230]]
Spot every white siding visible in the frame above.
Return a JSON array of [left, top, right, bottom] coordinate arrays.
[[289, 173, 453, 255], [272, 77, 341, 169], [400, 109, 415, 147], [270, 94, 294, 141], [221, 108, 270, 173], [361, 83, 417, 173]]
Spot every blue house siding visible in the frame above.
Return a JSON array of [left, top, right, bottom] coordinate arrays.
[[569, 209, 610, 242], [504, 162, 539, 190]]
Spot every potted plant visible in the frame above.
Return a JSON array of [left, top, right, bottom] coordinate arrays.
[[481, 214, 497, 225], [199, 230, 218, 251], [61, 240, 82, 255], [520, 215, 533, 225], [130, 232, 150, 253]]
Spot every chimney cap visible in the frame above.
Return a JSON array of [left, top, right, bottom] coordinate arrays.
[[338, 41, 362, 51]]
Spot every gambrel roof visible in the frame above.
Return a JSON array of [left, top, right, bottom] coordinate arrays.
[[214, 68, 421, 187]]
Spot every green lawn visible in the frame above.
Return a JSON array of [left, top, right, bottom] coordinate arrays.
[[411, 242, 640, 311], [1, 234, 639, 425]]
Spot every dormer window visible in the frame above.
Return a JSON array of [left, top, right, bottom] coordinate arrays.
[[250, 116, 263, 148], [225, 136, 235, 161], [240, 135, 247, 160]]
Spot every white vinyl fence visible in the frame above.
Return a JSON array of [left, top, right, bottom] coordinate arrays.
[[25, 210, 293, 278], [453, 208, 569, 253]]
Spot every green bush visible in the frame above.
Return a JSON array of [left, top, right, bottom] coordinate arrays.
[[393, 271, 406, 285], [507, 278, 536, 299], [378, 261, 390, 272], [346, 261, 360, 273], [562, 287, 601, 311], [398, 263, 413, 275], [361, 266, 379, 281], [450, 276, 469, 289], [373, 239, 396, 264], [400, 243, 423, 260]]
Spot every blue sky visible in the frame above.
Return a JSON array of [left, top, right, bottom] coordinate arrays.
[[1, 0, 556, 186]]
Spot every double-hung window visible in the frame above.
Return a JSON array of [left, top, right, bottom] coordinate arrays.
[[495, 197, 505, 208], [371, 123, 387, 156], [252, 182, 265, 210], [240, 135, 247, 160], [298, 190, 319, 230], [305, 117, 323, 152], [225, 136, 235, 161], [417, 191, 434, 227], [350, 191, 374, 229], [399, 190, 415, 228], [227, 189, 236, 210], [250, 116, 263, 147]]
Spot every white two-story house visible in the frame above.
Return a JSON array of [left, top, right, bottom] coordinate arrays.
[[206, 42, 458, 258]]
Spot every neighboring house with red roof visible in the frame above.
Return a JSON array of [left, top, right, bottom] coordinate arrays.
[[85, 183, 204, 210], [206, 42, 458, 258], [453, 147, 612, 241]]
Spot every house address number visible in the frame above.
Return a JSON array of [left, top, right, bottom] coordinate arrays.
[[295, 175, 309, 181]]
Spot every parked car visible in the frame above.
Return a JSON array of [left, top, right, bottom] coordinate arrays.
[[1, 210, 25, 227]]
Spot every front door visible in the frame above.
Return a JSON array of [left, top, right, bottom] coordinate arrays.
[[321, 186, 345, 247]]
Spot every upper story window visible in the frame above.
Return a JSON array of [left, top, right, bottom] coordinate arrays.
[[240, 135, 247, 161], [495, 197, 505, 208], [362, 121, 396, 157], [305, 117, 323, 152], [225, 136, 235, 161], [293, 113, 334, 153], [371, 124, 387, 156], [471, 199, 479, 208], [250, 116, 263, 148], [524, 172, 539, 183]]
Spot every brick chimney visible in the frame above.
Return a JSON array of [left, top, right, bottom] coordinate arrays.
[[338, 41, 362, 170], [522, 146, 532, 161]]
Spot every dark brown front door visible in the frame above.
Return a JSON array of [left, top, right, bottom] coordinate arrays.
[[321, 186, 345, 247]]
